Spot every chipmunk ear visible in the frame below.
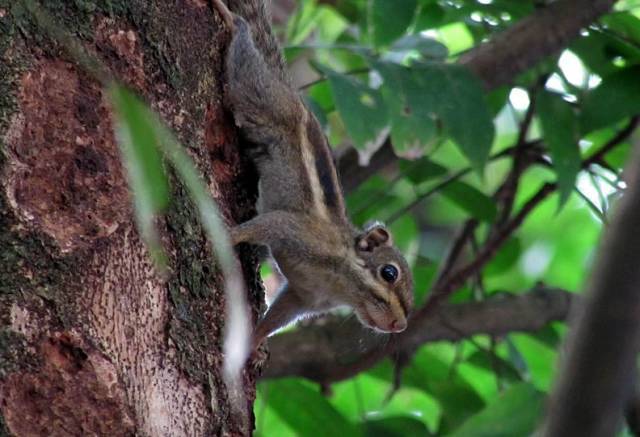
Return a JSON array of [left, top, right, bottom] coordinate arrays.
[[357, 223, 393, 252]]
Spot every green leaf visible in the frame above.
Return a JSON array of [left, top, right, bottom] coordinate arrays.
[[262, 379, 360, 436], [109, 84, 169, 265], [601, 12, 640, 42], [375, 62, 438, 156], [485, 238, 521, 276], [373, 62, 494, 167], [390, 34, 448, 60], [448, 383, 544, 437], [412, 264, 437, 306], [362, 416, 432, 436], [286, 0, 322, 45], [370, 0, 418, 47], [441, 181, 497, 222], [321, 67, 389, 154], [465, 350, 523, 383], [414, 2, 446, 31], [399, 157, 447, 184], [537, 91, 580, 206], [401, 349, 486, 433], [581, 65, 640, 134], [390, 214, 418, 253], [412, 63, 495, 171]]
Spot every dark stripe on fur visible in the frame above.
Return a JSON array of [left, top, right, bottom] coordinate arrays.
[[305, 114, 346, 217]]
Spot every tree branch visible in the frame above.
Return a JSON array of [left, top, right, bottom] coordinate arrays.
[[459, 0, 617, 90], [262, 120, 637, 383], [262, 287, 573, 381], [337, 0, 618, 193], [542, 143, 640, 435]]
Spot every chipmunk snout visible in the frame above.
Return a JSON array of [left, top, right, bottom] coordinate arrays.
[[389, 318, 407, 333]]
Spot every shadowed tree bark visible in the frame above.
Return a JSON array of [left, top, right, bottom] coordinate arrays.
[[0, 1, 263, 435], [543, 141, 640, 435]]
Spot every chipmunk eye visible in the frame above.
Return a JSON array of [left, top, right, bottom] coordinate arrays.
[[380, 264, 399, 283]]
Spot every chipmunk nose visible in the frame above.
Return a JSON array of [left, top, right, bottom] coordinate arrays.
[[389, 318, 407, 333]]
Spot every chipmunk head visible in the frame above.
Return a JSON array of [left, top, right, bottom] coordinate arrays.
[[350, 222, 414, 334]]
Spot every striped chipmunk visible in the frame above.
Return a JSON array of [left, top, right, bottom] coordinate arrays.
[[212, 0, 414, 345]]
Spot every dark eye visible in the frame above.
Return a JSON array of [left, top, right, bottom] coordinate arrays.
[[380, 264, 399, 283]]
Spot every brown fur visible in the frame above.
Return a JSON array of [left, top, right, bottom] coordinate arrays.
[[212, 0, 414, 344]]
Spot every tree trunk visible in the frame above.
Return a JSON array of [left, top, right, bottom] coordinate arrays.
[[0, 1, 262, 435]]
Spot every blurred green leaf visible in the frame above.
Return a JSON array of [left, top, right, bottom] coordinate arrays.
[[320, 67, 389, 152], [581, 65, 640, 134], [537, 91, 580, 207], [375, 62, 439, 156], [370, 0, 418, 47], [485, 238, 521, 276], [465, 350, 523, 384], [110, 84, 248, 378], [390, 33, 448, 59], [390, 214, 418, 253], [510, 334, 557, 390], [287, 0, 323, 45], [109, 84, 169, 266], [401, 348, 486, 433], [262, 379, 360, 436], [448, 383, 544, 437], [412, 63, 495, 171], [531, 324, 563, 349], [362, 416, 432, 436], [601, 12, 640, 42], [373, 62, 494, 168], [441, 181, 497, 222], [412, 264, 437, 306], [399, 157, 448, 184], [414, 2, 446, 31]]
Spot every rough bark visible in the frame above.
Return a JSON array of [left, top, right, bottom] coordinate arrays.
[[0, 1, 262, 435]]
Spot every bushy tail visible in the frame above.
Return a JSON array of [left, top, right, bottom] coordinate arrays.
[[226, 0, 289, 83]]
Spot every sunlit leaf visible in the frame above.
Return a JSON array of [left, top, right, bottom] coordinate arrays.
[[448, 383, 544, 437], [401, 348, 486, 433], [263, 379, 360, 436], [537, 91, 580, 207], [362, 416, 432, 436], [465, 350, 523, 383]]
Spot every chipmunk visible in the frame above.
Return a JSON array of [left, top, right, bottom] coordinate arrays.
[[211, 0, 413, 345]]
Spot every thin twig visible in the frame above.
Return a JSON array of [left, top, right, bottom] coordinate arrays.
[[584, 117, 640, 168], [298, 67, 370, 90], [418, 117, 639, 319], [418, 182, 556, 318]]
